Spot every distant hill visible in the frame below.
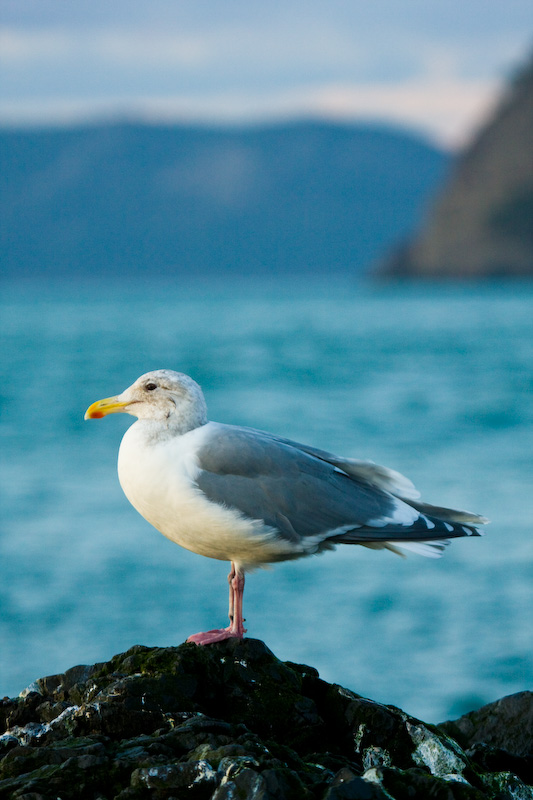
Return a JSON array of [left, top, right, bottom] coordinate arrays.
[[0, 120, 448, 279], [379, 57, 533, 278]]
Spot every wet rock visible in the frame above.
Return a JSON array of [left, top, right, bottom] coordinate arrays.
[[323, 767, 389, 799], [130, 759, 218, 795], [440, 691, 533, 789], [0, 638, 531, 799], [375, 766, 487, 799], [480, 770, 533, 800], [440, 692, 533, 758], [466, 743, 533, 788]]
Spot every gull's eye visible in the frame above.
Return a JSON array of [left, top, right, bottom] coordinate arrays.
[[145, 382, 157, 391]]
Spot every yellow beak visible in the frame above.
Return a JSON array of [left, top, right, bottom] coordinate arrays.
[[84, 396, 131, 420]]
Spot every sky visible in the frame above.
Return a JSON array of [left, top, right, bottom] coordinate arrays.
[[1, 0, 532, 148]]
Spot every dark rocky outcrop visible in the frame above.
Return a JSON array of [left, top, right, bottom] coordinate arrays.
[[379, 55, 533, 278], [440, 691, 533, 787], [0, 638, 531, 799]]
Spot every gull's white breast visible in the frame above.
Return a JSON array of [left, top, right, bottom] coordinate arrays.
[[116, 421, 294, 567]]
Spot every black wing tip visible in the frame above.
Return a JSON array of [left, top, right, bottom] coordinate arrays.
[[455, 523, 486, 538], [417, 513, 487, 540]]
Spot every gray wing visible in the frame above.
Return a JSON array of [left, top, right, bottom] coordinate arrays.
[[195, 423, 479, 546], [252, 432, 421, 500], [253, 430, 488, 526]]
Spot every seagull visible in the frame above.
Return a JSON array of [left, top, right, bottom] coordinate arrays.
[[85, 369, 487, 645]]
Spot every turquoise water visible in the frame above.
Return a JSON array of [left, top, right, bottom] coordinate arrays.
[[1, 277, 533, 722]]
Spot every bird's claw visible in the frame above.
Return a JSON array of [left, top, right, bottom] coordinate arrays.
[[187, 626, 245, 646]]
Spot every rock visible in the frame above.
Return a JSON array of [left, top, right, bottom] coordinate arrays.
[[440, 691, 533, 758], [0, 638, 531, 799], [378, 54, 533, 278], [439, 691, 533, 787]]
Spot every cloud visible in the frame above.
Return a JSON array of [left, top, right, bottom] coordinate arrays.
[[96, 31, 210, 68], [298, 79, 503, 147], [0, 27, 212, 69], [0, 20, 524, 147], [2, 22, 524, 81], [0, 27, 75, 63], [0, 77, 503, 149]]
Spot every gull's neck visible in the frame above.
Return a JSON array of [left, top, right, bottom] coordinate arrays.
[[132, 415, 207, 444]]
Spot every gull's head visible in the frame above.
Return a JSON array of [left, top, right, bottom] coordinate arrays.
[[85, 369, 208, 432]]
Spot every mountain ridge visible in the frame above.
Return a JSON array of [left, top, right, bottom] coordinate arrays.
[[0, 119, 448, 279]]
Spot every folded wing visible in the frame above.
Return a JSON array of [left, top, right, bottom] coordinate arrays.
[[195, 424, 486, 559]]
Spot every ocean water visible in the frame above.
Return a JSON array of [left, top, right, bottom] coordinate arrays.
[[1, 277, 533, 723]]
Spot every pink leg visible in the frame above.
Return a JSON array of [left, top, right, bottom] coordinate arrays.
[[227, 562, 236, 623], [187, 562, 247, 645]]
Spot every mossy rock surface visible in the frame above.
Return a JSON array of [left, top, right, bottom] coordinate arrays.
[[1, 638, 531, 799]]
